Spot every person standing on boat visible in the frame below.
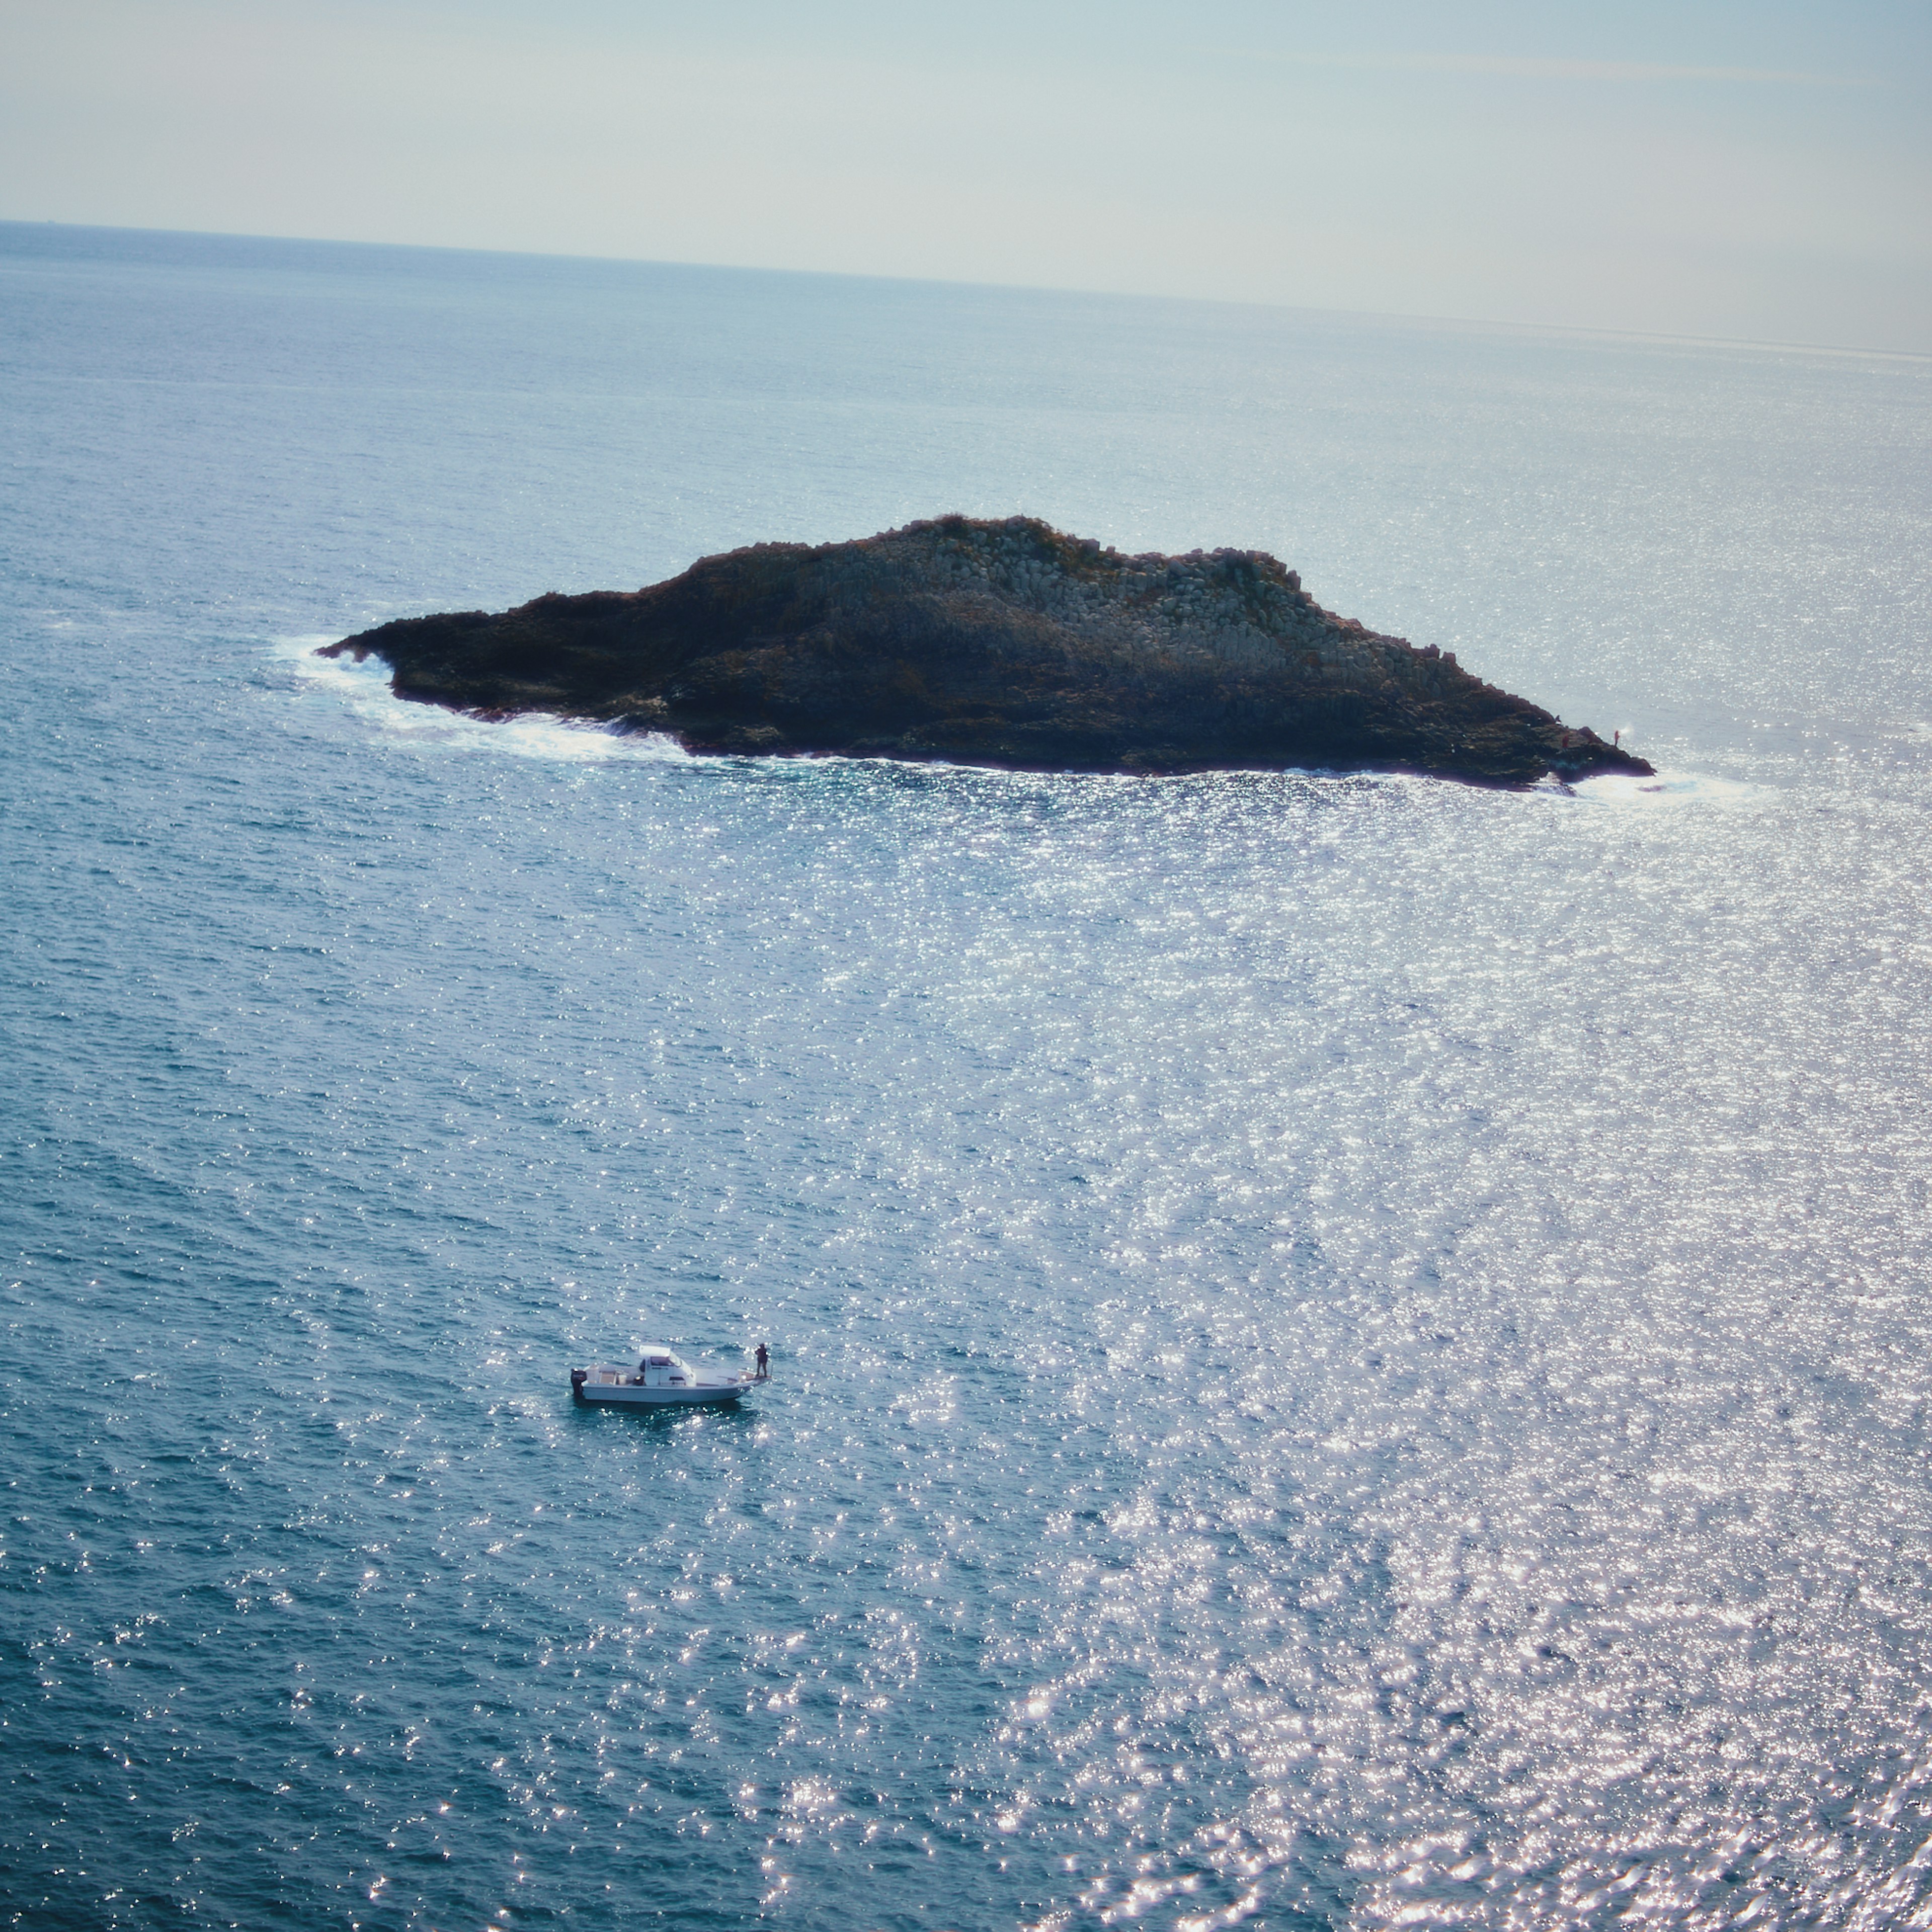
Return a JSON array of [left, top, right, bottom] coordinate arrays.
[[754, 1343, 769, 1380]]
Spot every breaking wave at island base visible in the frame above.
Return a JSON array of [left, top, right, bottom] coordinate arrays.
[[282, 637, 1743, 809], [274, 635, 695, 764]]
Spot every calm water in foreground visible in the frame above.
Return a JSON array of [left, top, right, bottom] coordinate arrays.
[[4, 223, 1931, 1929]]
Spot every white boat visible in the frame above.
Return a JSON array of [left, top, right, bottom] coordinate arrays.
[[571, 1346, 753, 1408]]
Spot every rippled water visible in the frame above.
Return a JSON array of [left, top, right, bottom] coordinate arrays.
[[4, 223, 1932, 1929]]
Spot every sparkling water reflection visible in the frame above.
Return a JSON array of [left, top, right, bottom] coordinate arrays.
[[3, 224, 1930, 1929]]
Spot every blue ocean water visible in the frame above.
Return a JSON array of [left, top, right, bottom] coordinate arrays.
[[3, 221, 1931, 1930]]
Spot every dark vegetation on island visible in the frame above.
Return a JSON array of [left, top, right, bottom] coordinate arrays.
[[320, 516, 1652, 786]]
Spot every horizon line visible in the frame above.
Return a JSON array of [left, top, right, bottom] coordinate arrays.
[[4, 214, 1925, 369]]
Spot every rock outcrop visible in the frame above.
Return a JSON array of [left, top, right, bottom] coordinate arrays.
[[319, 516, 1651, 785]]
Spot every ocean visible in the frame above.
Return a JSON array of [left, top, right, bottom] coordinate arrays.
[[3, 220, 1930, 1930]]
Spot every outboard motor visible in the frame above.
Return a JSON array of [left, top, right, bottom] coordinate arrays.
[[570, 1367, 587, 1400]]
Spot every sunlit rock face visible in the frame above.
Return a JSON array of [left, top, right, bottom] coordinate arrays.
[[321, 515, 1650, 785]]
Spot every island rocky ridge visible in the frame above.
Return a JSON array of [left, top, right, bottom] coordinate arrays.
[[320, 515, 1652, 785]]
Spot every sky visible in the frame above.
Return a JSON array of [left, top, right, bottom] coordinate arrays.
[[3, 0, 1929, 352]]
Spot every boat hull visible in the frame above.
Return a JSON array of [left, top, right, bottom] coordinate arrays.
[[573, 1382, 745, 1408]]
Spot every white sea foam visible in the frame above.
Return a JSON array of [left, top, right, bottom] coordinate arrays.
[[1569, 766, 1762, 807], [271, 634, 692, 764]]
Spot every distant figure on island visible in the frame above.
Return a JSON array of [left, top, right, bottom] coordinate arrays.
[[755, 1343, 770, 1380]]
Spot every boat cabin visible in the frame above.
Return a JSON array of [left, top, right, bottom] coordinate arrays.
[[635, 1350, 691, 1390]]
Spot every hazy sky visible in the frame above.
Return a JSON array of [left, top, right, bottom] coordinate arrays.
[[5, 0, 1929, 351]]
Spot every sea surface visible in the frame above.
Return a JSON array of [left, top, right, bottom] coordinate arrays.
[[3, 222, 1931, 1931]]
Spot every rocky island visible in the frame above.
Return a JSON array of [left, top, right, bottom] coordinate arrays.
[[320, 516, 1651, 786]]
